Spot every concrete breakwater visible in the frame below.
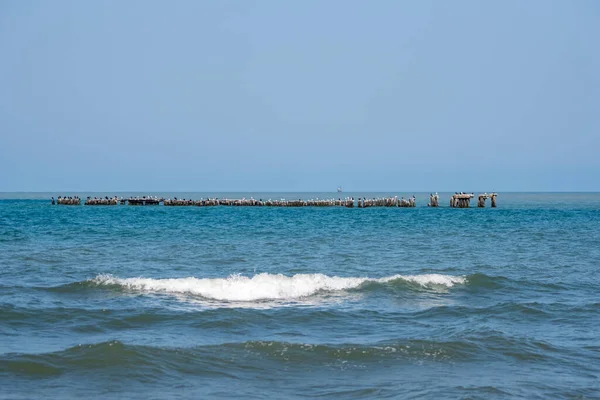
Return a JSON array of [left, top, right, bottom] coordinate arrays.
[[85, 197, 119, 205], [450, 193, 474, 208], [477, 193, 498, 208], [52, 193, 497, 208], [164, 196, 417, 207], [53, 196, 81, 205], [164, 198, 358, 207], [428, 193, 440, 207], [126, 197, 162, 206], [357, 196, 416, 208], [450, 193, 498, 208]]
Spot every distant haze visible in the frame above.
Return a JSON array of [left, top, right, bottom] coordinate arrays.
[[1, 1, 598, 192]]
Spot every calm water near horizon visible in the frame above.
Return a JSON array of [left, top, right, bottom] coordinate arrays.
[[1, 193, 599, 398]]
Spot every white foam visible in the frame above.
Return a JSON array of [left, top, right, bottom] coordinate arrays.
[[91, 272, 465, 302], [378, 274, 466, 287]]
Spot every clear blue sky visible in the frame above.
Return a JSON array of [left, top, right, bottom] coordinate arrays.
[[1, 0, 598, 192]]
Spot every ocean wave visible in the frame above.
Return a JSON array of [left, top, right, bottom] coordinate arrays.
[[1, 335, 571, 379], [0, 339, 477, 378], [87, 273, 466, 301]]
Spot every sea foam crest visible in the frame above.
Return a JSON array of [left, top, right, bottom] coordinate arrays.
[[380, 274, 466, 287], [92, 273, 465, 302]]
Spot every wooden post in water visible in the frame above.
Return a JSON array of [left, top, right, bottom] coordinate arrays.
[[490, 193, 497, 208]]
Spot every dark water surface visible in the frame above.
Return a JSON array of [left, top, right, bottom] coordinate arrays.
[[1, 193, 599, 399]]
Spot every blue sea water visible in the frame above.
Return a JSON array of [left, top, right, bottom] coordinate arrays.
[[1, 192, 599, 399]]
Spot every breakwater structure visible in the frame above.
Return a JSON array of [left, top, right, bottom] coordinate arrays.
[[126, 196, 162, 206], [450, 192, 499, 208], [477, 193, 498, 208], [164, 197, 357, 207], [428, 193, 440, 207], [357, 196, 416, 208], [52, 193, 497, 208], [53, 196, 81, 205], [85, 196, 119, 205], [450, 193, 474, 208]]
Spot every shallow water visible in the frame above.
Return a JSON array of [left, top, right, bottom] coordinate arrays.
[[1, 193, 599, 399]]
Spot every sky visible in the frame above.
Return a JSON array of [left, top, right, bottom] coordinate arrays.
[[0, 0, 598, 192]]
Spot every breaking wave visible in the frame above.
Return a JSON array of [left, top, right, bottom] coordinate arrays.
[[89, 272, 466, 302]]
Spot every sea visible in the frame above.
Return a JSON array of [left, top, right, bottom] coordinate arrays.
[[1, 192, 599, 399]]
